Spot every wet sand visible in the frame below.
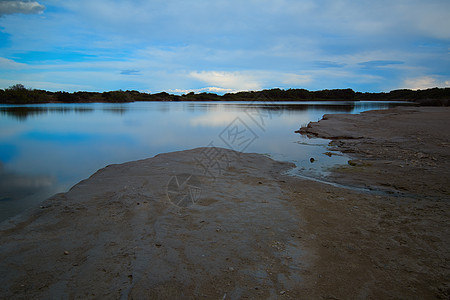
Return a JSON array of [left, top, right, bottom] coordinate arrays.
[[1, 107, 449, 299], [296, 107, 450, 299]]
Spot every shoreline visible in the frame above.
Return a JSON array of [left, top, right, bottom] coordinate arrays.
[[1, 107, 449, 298], [298, 106, 450, 198], [1, 86, 449, 105]]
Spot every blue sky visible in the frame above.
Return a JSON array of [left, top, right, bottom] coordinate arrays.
[[0, 0, 449, 93]]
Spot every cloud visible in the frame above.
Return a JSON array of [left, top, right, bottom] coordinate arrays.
[[168, 87, 235, 94], [314, 61, 347, 68], [189, 71, 262, 92], [0, 57, 26, 69], [280, 73, 312, 86], [0, 0, 45, 16], [402, 76, 447, 90], [187, 70, 313, 93], [0, 0, 449, 92], [120, 69, 141, 76], [358, 60, 404, 68]]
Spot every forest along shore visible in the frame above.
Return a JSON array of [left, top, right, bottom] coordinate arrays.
[[1, 84, 449, 104], [0, 107, 449, 299]]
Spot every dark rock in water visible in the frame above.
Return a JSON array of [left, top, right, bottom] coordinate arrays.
[[348, 159, 372, 167], [348, 160, 357, 166], [310, 158, 315, 163]]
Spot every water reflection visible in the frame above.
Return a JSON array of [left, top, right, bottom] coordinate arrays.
[[0, 101, 412, 121], [0, 106, 94, 121], [183, 101, 356, 113], [0, 162, 55, 220], [102, 106, 129, 115], [0, 100, 414, 222]]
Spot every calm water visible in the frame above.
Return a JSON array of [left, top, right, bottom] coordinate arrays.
[[0, 101, 411, 222]]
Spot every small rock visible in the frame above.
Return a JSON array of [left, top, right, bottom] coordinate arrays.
[[310, 157, 315, 163], [280, 290, 286, 295], [348, 160, 357, 166], [228, 267, 235, 271], [155, 243, 162, 247], [64, 250, 70, 255]]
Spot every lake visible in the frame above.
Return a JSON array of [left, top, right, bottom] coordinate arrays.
[[0, 101, 411, 222]]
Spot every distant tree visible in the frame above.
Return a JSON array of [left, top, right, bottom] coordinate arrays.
[[7, 83, 27, 91]]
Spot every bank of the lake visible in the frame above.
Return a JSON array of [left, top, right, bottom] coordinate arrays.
[[0, 107, 449, 299], [0, 100, 411, 222]]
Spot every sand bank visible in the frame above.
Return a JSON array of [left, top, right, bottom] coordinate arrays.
[[299, 106, 450, 198], [1, 107, 449, 299]]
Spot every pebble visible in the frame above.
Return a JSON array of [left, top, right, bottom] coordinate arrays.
[[64, 250, 69, 255]]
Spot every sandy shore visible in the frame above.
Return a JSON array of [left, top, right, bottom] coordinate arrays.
[[1, 107, 449, 299], [296, 107, 450, 299], [299, 106, 450, 198]]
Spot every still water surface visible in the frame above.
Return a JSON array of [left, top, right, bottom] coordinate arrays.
[[0, 101, 410, 222]]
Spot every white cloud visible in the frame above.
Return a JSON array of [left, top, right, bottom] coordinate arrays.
[[168, 87, 235, 94], [0, 78, 92, 91], [0, 0, 449, 92], [187, 70, 315, 92], [0, 57, 26, 69], [280, 73, 312, 86], [189, 71, 262, 92], [402, 76, 448, 90], [0, 0, 45, 16]]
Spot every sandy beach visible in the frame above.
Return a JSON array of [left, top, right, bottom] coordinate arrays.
[[1, 107, 449, 299]]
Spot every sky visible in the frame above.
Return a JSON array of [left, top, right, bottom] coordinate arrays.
[[0, 0, 449, 94]]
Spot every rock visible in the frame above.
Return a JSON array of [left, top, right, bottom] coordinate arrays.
[[348, 160, 358, 166], [310, 157, 315, 163]]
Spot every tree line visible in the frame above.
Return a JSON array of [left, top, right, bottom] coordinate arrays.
[[1, 84, 449, 105]]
